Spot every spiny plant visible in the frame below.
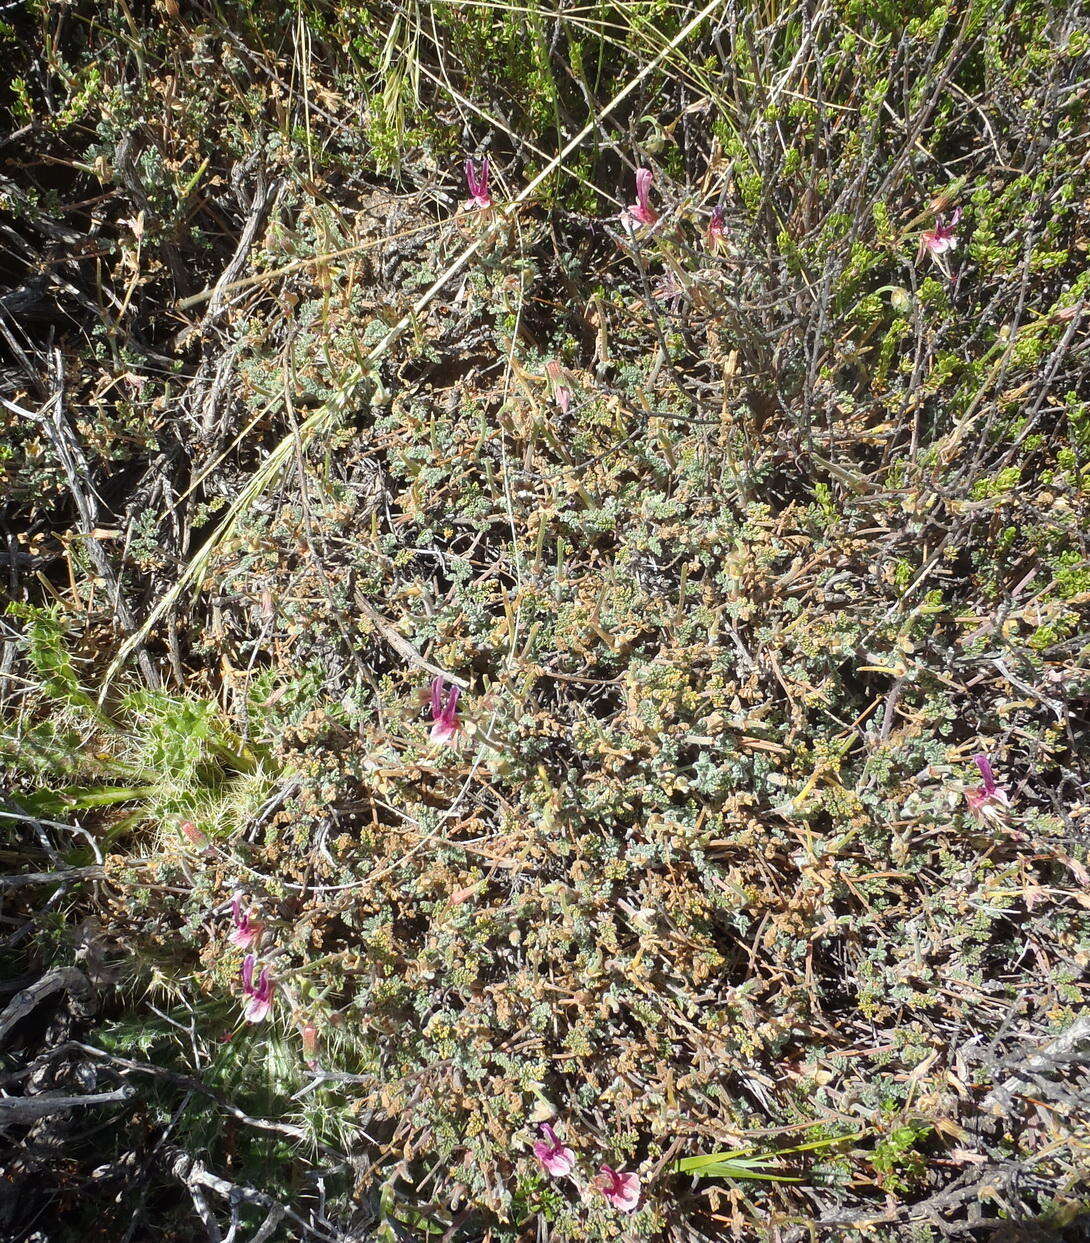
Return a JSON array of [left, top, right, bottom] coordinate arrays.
[[2, 603, 277, 852]]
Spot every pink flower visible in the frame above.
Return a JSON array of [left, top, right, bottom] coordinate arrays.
[[593, 1164, 640, 1213], [545, 361, 572, 414], [240, 953, 274, 1023], [965, 753, 1010, 822], [532, 1123, 576, 1177], [465, 157, 492, 210], [227, 896, 263, 950], [706, 204, 727, 251], [622, 167, 658, 233], [919, 207, 961, 260], [429, 676, 461, 745]]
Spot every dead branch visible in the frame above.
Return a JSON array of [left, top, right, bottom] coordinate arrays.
[[0, 1084, 133, 1128], [0, 968, 95, 1043]]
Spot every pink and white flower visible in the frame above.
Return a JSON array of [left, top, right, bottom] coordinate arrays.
[[593, 1164, 640, 1212], [228, 896, 263, 949], [965, 753, 1010, 822], [532, 1123, 576, 1177], [621, 168, 658, 233], [240, 953, 274, 1023], [919, 207, 961, 260], [429, 676, 462, 745], [465, 157, 492, 210]]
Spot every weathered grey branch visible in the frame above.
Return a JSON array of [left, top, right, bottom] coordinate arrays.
[[172, 1153, 224, 1243], [169, 1150, 340, 1243], [0, 1085, 132, 1127], [0, 866, 105, 890], [982, 1014, 1090, 1117], [0, 967, 95, 1042], [201, 174, 283, 326]]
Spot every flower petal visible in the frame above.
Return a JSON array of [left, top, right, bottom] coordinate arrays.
[[972, 753, 997, 794], [635, 168, 652, 211]]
